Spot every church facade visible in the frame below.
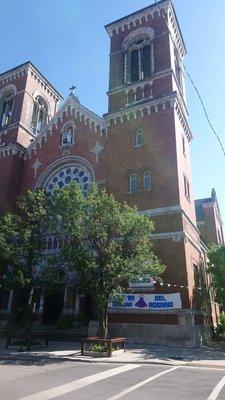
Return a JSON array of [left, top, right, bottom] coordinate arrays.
[[0, 0, 223, 346]]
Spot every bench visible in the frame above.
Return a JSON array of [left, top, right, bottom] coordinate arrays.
[[6, 327, 49, 351]]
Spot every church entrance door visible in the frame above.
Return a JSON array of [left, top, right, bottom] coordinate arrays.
[[43, 286, 64, 325]]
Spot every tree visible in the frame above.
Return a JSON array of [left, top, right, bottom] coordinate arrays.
[[208, 245, 225, 310], [49, 183, 165, 338], [0, 189, 49, 326]]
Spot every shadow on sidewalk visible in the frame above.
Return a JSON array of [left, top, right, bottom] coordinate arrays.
[[0, 340, 81, 366], [127, 342, 225, 362]]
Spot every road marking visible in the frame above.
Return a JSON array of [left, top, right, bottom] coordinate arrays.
[[207, 375, 225, 400], [106, 366, 179, 400], [18, 364, 141, 400]]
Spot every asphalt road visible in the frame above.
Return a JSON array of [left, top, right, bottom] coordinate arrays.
[[1, 357, 225, 400]]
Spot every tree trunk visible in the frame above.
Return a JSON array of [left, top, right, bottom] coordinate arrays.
[[98, 306, 108, 339]]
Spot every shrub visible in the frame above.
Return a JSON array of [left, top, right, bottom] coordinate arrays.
[[88, 343, 107, 352], [56, 314, 73, 329], [215, 314, 225, 336]]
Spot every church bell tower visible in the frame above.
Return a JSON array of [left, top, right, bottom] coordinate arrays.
[[104, 0, 201, 312]]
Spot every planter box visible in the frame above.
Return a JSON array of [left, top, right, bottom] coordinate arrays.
[[81, 337, 126, 358], [82, 349, 125, 358]]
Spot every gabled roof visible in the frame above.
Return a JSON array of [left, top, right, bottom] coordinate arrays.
[[26, 94, 107, 158]]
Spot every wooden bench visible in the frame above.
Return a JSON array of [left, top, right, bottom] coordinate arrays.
[[6, 328, 49, 351]]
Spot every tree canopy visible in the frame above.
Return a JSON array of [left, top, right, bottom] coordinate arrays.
[[0, 183, 165, 335], [0, 189, 49, 325], [208, 245, 225, 310], [49, 183, 165, 337]]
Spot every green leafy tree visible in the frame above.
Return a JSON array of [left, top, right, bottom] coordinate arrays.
[[208, 245, 225, 310], [49, 183, 165, 338], [0, 189, 49, 326]]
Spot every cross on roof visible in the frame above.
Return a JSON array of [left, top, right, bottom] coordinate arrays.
[[69, 85, 76, 96]]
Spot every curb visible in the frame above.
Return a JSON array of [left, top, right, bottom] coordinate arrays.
[[1, 350, 225, 370], [54, 355, 225, 370]]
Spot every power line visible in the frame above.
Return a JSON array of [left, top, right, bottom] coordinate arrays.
[[154, 0, 225, 157]]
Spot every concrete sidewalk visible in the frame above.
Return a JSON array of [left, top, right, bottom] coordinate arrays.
[[1, 339, 225, 369]]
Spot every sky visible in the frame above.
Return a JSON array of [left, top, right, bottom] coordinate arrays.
[[1, 0, 224, 222]]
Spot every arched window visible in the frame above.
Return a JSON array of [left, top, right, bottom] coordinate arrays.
[[0, 89, 14, 128], [135, 128, 144, 147], [123, 28, 155, 84], [45, 165, 91, 198], [31, 96, 48, 135], [127, 37, 152, 83], [129, 38, 152, 83], [129, 173, 137, 193], [61, 125, 74, 147], [143, 170, 151, 191]]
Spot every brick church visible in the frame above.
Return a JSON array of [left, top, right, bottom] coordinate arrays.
[[0, 0, 223, 346]]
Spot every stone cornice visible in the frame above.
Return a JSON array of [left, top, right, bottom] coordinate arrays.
[[0, 144, 25, 159], [140, 205, 182, 217], [0, 62, 62, 102], [151, 230, 202, 254], [105, 1, 166, 35], [167, 1, 186, 57], [174, 96, 192, 142], [25, 96, 107, 159], [105, 0, 186, 57], [104, 92, 192, 142]]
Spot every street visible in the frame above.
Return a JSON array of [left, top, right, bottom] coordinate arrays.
[[1, 357, 225, 400]]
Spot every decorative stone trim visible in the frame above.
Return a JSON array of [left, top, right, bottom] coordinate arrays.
[[0, 83, 17, 97], [32, 159, 42, 178], [0, 144, 25, 158], [35, 155, 95, 189], [0, 67, 28, 86], [108, 69, 172, 95], [105, 92, 192, 143], [151, 231, 185, 241], [0, 62, 62, 101], [91, 141, 104, 164], [25, 96, 107, 159], [105, 4, 162, 37], [104, 93, 174, 125], [140, 205, 182, 217], [174, 97, 192, 142], [124, 79, 153, 95], [122, 27, 155, 50], [167, 2, 186, 58], [106, 92, 192, 143], [151, 230, 202, 253]]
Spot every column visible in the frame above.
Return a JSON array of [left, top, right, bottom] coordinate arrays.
[[7, 289, 14, 313], [63, 285, 76, 316], [74, 295, 80, 319]]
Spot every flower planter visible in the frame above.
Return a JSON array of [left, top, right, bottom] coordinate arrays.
[[81, 337, 126, 358]]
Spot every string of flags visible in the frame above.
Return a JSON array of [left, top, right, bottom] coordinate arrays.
[[157, 282, 205, 291]]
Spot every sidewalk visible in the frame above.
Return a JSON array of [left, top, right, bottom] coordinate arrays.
[[1, 339, 225, 369]]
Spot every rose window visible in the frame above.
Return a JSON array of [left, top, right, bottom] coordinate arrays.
[[46, 165, 91, 197]]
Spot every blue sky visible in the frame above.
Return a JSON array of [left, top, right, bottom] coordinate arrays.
[[1, 0, 225, 222]]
